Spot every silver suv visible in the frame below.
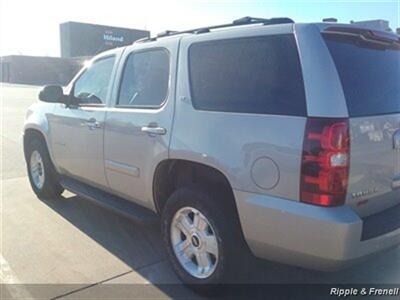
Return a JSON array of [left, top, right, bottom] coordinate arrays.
[[24, 17, 400, 287]]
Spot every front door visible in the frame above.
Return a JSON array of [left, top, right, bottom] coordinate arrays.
[[104, 40, 178, 209], [51, 55, 117, 188]]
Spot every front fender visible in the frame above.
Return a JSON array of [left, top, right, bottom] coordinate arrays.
[[23, 103, 57, 168]]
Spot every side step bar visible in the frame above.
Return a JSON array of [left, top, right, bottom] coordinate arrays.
[[60, 177, 159, 226]]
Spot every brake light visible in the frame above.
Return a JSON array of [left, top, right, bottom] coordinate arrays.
[[300, 118, 350, 206]]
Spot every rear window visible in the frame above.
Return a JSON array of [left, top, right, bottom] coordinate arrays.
[[323, 32, 400, 117], [188, 34, 307, 116]]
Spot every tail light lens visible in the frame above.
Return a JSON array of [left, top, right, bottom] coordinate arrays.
[[300, 118, 350, 206]]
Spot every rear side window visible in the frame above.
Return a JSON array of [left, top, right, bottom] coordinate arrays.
[[118, 49, 169, 107], [188, 35, 307, 116], [323, 33, 400, 117]]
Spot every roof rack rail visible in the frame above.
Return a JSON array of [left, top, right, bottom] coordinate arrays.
[[135, 16, 294, 43], [135, 36, 151, 43], [157, 30, 178, 37]]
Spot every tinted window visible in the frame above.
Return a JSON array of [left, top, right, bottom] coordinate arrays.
[[188, 35, 306, 116], [73, 56, 115, 104], [324, 34, 400, 117], [118, 49, 169, 107]]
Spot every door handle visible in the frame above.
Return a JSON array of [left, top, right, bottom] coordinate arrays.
[[141, 125, 166, 136], [82, 118, 101, 130]]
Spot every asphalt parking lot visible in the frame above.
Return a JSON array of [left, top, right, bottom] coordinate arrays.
[[1, 84, 399, 299]]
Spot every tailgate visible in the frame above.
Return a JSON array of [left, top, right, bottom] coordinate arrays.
[[321, 26, 400, 217], [348, 115, 400, 217]]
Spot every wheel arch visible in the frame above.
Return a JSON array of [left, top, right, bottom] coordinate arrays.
[[23, 127, 54, 165], [152, 159, 238, 215]]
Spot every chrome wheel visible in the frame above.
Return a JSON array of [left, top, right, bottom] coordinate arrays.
[[30, 150, 45, 189], [170, 206, 219, 279]]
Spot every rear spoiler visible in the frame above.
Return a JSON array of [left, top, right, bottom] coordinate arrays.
[[323, 26, 400, 49]]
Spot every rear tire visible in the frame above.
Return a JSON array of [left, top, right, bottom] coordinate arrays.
[[161, 185, 245, 293], [26, 138, 64, 198]]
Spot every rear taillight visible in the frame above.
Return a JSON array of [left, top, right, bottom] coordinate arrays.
[[300, 118, 350, 206]]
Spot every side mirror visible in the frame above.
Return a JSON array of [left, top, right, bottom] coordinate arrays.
[[38, 85, 65, 103]]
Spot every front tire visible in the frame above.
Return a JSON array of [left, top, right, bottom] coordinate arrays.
[[26, 139, 64, 198], [161, 185, 243, 290]]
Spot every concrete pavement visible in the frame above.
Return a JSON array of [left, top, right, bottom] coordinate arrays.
[[1, 84, 399, 299]]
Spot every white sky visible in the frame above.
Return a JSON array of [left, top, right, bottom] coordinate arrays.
[[1, 0, 399, 57]]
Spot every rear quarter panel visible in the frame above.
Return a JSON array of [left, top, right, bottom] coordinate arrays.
[[170, 25, 306, 201]]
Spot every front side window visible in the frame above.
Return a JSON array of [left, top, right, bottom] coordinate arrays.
[[118, 49, 170, 107], [73, 56, 115, 105], [188, 35, 307, 116]]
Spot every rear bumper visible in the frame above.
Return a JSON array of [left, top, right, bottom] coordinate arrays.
[[234, 189, 400, 271]]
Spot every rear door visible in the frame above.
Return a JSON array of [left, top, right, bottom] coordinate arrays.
[[322, 27, 400, 217], [104, 39, 178, 210]]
